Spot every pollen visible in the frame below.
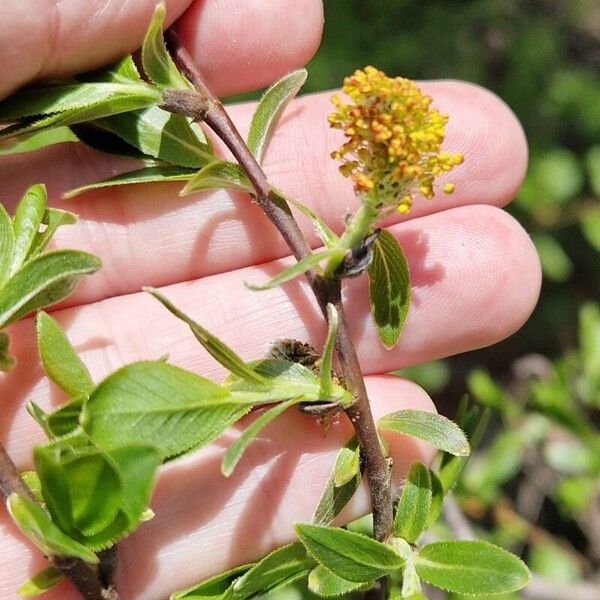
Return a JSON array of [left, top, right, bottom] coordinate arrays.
[[328, 66, 463, 214]]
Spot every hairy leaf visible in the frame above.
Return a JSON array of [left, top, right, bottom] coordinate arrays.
[[181, 160, 254, 196], [170, 563, 253, 599], [34, 444, 122, 537], [0, 250, 101, 328], [295, 523, 403, 582], [146, 288, 267, 385], [333, 438, 360, 488], [319, 304, 338, 399], [0, 330, 15, 372], [378, 410, 470, 456], [64, 166, 196, 199], [248, 69, 307, 163], [367, 229, 411, 348], [7, 493, 98, 564], [142, 2, 191, 90], [246, 249, 341, 291], [37, 311, 94, 397], [415, 541, 531, 595], [0, 127, 77, 156], [233, 543, 312, 599], [222, 397, 301, 476], [281, 192, 339, 248], [308, 564, 371, 597], [0, 204, 15, 286], [93, 106, 212, 167], [10, 184, 46, 274], [44, 397, 85, 438], [81, 361, 248, 460], [18, 567, 63, 597], [28, 208, 77, 258], [394, 462, 432, 543]]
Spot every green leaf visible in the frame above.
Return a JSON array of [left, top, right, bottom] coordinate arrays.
[[426, 470, 445, 529], [529, 541, 582, 584], [0, 250, 101, 328], [532, 233, 573, 282], [233, 543, 312, 599], [224, 358, 351, 407], [18, 567, 63, 597], [367, 229, 411, 348], [378, 410, 470, 456], [87, 56, 142, 85], [295, 523, 403, 583], [28, 208, 77, 258], [581, 207, 600, 253], [394, 462, 432, 543], [93, 105, 212, 168], [146, 288, 267, 385], [0, 83, 162, 139], [579, 303, 600, 382], [20, 471, 44, 503], [44, 397, 85, 438], [0, 204, 15, 286], [170, 563, 253, 599], [37, 312, 94, 397], [313, 445, 362, 525], [247, 249, 340, 291], [415, 541, 530, 595], [81, 361, 248, 460], [0, 127, 77, 156], [247, 69, 307, 163], [141, 2, 191, 90], [7, 493, 98, 564], [34, 444, 122, 537], [308, 564, 371, 597], [180, 160, 254, 196], [393, 538, 422, 598], [64, 166, 196, 199], [318, 304, 338, 400], [333, 438, 360, 488], [280, 192, 339, 248], [0, 331, 15, 372], [222, 397, 301, 476], [10, 184, 46, 274], [26, 402, 53, 438]]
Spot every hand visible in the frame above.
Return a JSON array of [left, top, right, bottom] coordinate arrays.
[[0, 1, 540, 598]]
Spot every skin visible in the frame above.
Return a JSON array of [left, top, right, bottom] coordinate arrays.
[[0, 1, 541, 598]]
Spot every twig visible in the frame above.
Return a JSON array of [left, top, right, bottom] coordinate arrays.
[[164, 30, 394, 544], [0, 444, 118, 600], [442, 495, 475, 540]]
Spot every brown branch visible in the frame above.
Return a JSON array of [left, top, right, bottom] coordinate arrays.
[[0, 444, 118, 600], [164, 31, 393, 543]]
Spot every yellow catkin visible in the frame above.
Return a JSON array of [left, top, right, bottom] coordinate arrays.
[[328, 66, 463, 212]]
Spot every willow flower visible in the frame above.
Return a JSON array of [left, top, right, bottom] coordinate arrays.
[[329, 66, 463, 214]]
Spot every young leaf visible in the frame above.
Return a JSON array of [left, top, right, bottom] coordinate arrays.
[[280, 192, 339, 248], [394, 462, 432, 543], [0, 204, 15, 286], [64, 166, 196, 199], [18, 567, 63, 597], [26, 402, 53, 438], [392, 538, 422, 598], [0, 250, 101, 328], [92, 106, 212, 168], [319, 304, 338, 399], [247, 69, 307, 164], [222, 397, 301, 476], [414, 541, 531, 595], [333, 438, 360, 488], [0, 127, 77, 156], [81, 361, 249, 460], [10, 184, 46, 274], [180, 160, 254, 196], [34, 445, 122, 538], [308, 564, 372, 597], [44, 397, 85, 438], [145, 288, 267, 385], [295, 523, 403, 582], [367, 229, 411, 348], [28, 208, 77, 258], [0, 331, 15, 372], [313, 444, 362, 525], [233, 543, 312, 599], [141, 2, 192, 90], [246, 249, 341, 291], [426, 470, 445, 529], [0, 83, 162, 140], [378, 410, 470, 456], [170, 563, 253, 600], [224, 358, 351, 407], [37, 312, 94, 397], [7, 493, 98, 564]]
